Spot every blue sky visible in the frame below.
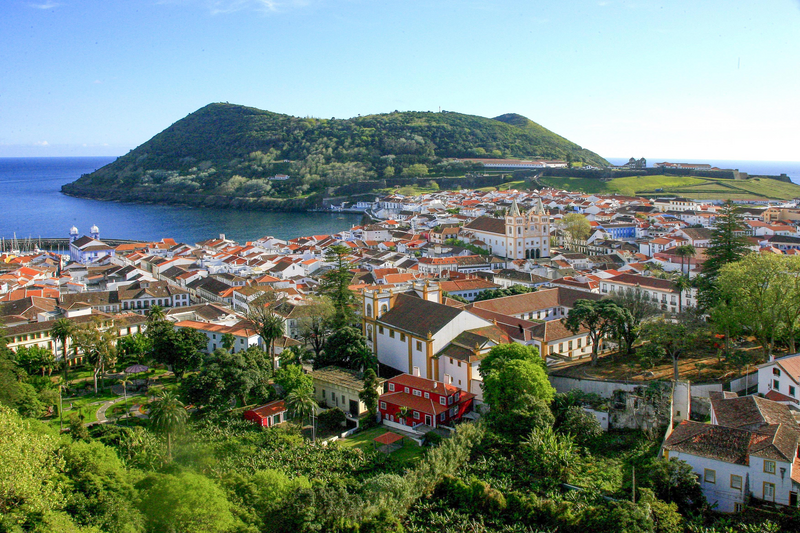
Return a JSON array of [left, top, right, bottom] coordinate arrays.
[[1, 0, 798, 161]]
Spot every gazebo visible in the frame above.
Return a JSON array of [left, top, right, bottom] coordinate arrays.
[[124, 364, 149, 391], [373, 431, 404, 453]]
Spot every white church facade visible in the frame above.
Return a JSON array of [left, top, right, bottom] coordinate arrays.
[[462, 199, 550, 260]]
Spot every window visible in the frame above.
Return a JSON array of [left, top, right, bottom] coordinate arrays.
[[704, 469, 716, 484], [416, 341, 423, 351], [773, 380, 780, 390], [424, 392, 430, 399], [577, 338, 582, 348], [764, 460, 776, 474], [389, 329, 395, 338], [380, 401, 386, 410], [413, 389, 421, 397], [414, 411, 420, 420], [764, 482, 776, 502], [400, 333, 405, 341], [379, 326, 384, 334], [440, 413, 445, 421], [388, 383, 395, 392], [731, 475, 742, 490], [440, 397, 446, 405], [773, 368, 781, 376], [791, 386, 796, 397], [404, 387, 410, 393], [568, 340, 573, 350], [322, 390, 326, 399], [341, 394, 345, 404], [734, 503, 743, 513]]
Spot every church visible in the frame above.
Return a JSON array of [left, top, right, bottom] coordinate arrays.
[[462, 199, 550, 260]]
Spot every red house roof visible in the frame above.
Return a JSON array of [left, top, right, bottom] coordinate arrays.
[[244, 400, 286, 420]]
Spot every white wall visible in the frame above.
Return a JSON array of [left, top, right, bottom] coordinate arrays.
[[668, 453, 748, 513]]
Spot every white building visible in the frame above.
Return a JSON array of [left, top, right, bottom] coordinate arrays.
[[757, 353, 800, 406], [664, 393, 800, 513], [599, 273, 696, 313], [461, 199, 550, 260]]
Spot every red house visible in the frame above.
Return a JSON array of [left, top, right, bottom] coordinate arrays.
[[243, 400, 288, 427], [378, 374, 474, 432]]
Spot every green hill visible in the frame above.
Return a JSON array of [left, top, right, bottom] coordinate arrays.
[[62, 103, 608, 208]]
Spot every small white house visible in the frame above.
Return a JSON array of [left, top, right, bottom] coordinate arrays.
[[757, 353, 800, 406]]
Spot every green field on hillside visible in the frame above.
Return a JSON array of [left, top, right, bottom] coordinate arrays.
[[538, 174, 800, 200]]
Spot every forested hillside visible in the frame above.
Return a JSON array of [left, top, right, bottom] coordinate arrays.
[[62, 103, 607, 207]]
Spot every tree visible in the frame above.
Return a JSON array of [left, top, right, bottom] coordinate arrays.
[[274, 364, 313, 398], [245, 293, 285, 372], [318, 244, 357, 328], [563, 299, 623, 365], [136, 472, 235, 533], [72, 320, 117, 394], [221, 332, 236, 352], [401, 164, 429, 178], [558, 213, 591, 250], [558, 405, 602, 444], [639, 458, 705, 513], [317, 326, 376, 372], [147, 389, 187, 461], [295, 297, 336, 359], [181, 347, 272, 411], [149, 326, 206, 380], [14, 345, 56, 377], [50, 318, 74, 385], [702, 200, 750, 279], [479, 342, 544, 377], [359, 368, 380, 417], [483, 358, 554, 412], [116, 333, 151, 365], [146, 304, 166, 323], [716, 254, 796, 360], [608, 289, 660, 355], [285, 387, 317, 428], [673, 244, 696, 276], [639, 316, 702, 381]]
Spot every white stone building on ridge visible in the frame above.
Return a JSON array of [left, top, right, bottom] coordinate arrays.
[[461, 199, 550, 260]]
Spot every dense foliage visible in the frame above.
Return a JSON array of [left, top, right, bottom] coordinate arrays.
[[63, 104, 608, 203]]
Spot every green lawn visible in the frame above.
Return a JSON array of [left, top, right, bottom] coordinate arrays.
[[538, 174, 800, 200], [339, 426, 426, 464]]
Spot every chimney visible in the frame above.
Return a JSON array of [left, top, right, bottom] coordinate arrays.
[[220, 234, 226, 241]]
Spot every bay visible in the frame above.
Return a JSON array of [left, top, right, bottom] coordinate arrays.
[[0, 157, 363, 244]]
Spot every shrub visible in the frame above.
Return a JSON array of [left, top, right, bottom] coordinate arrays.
[[318, 408, 347, 431]]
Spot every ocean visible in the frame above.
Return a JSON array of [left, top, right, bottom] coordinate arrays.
[[0, 157, 363, 244]]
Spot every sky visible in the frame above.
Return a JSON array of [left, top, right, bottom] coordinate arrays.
[[1, 0, 799, 161]]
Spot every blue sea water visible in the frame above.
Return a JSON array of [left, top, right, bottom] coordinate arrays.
[[0, 157, 362, 243]]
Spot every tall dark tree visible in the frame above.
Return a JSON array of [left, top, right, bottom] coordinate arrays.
[[358, 368, 380, 417], [563, 299, 623, 365], [245, 293, 285, 372], [149, 326, 206, 380], [318, 244, 357, 328], [317, 327, 376, 372], [703, 201, 750, 278], [608, 289, 660, 355], [148, 389, 188, 461]]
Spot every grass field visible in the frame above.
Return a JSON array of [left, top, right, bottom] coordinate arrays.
[[537, 174, 800, 200], [339, 426, 426, 464]]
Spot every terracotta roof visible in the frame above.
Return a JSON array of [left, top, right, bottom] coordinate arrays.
[[468, 287, 601, 317], [710, 393, 799, 431], [665, 420, 752, 465], [245, 400, 286, 419], [463, 216, 506, 235], [379, 293, 464, 337], [374, 432, 404, 445]]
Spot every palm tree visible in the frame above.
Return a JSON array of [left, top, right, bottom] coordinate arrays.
[[674, 275, 692, 313], [146, 305, 166, 323], [51, 318, 73, 386], [148, 389, 187, 461], [285, 388, 317, 429], [396, 406, 411, 426], [261, 314, 285, 372], [674, 244, 697, 276]]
